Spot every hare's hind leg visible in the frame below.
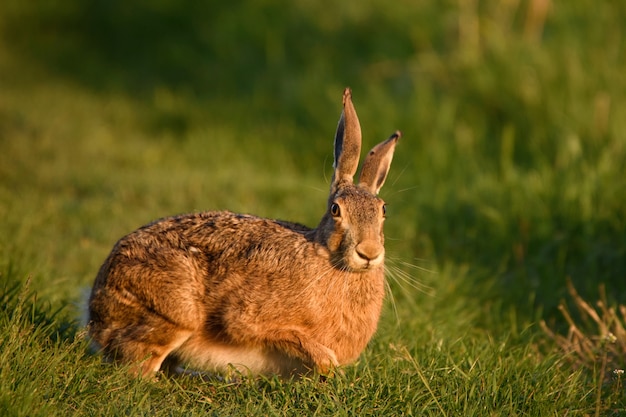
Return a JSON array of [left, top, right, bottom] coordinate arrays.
[[89, 290, 195, 377], [89, 247, 206, 377], [95, 319, 193, 377]]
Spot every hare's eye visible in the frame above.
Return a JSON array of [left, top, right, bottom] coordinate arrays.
[[382, 204, 387, 217], [330, 203, 341, 217]]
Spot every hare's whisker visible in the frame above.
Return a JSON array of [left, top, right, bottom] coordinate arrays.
[[384, 278, 400, 324], [389, 163, 410, 188], [388, 266, 433, 295], [384, 257, 435, 297]]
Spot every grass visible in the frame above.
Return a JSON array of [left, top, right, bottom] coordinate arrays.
[[542, 279, 626, 379], [1, 0, 625, 414], [0, 280, 598, 416]]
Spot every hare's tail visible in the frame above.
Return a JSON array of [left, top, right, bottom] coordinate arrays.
[[78, 286, 91, 329], [77, 286, 102, 354]]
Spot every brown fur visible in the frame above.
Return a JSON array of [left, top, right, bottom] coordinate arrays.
[[87, 88, 401, 378]]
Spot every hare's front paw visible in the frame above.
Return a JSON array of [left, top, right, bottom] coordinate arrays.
[[311, 344, 340, 376], [259, 328, 339, 376]]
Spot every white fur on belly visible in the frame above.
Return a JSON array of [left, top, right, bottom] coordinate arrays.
[[174, 335, 307, 376]]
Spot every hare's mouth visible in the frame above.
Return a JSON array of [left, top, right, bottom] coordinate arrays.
[[344, 250, 384, 272]]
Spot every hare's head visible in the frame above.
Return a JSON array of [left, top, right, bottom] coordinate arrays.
[[316, 88, 400, 272]]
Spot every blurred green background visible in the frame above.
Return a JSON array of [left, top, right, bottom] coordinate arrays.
[[1, 0, 625, 355]]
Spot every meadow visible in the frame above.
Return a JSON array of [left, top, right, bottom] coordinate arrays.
[[1, 0, 625, 415]]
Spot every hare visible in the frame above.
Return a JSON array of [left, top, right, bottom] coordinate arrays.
[[87, 88, 400, 378]]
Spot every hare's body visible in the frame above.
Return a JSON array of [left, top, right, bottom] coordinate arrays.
[[90, 210, 384, 376], [88, 89, 400, 378]]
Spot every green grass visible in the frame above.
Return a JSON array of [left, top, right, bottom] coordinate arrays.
[[1, 0, 625, 415]]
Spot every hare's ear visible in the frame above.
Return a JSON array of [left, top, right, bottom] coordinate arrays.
[[358, 131, 401, 195], [331, 88, 362, 192]]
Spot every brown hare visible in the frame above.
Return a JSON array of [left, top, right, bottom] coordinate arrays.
[[87, 88, 400, 378]]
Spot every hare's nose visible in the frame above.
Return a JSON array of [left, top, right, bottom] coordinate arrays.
[[355, 241, 383, 263]]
